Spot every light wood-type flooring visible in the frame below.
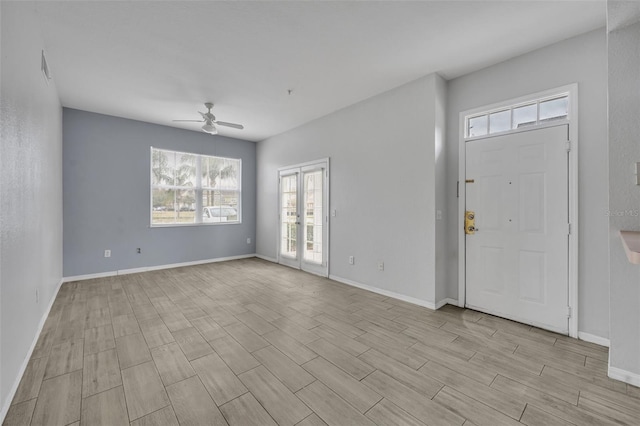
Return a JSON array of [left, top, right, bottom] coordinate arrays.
[[4, 258, 639, 426]]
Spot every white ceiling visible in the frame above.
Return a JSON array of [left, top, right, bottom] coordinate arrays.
[[33, 1, 605, 142]]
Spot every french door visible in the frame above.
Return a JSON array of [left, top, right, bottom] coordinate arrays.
[[278, 160, 329, 277], [465, 125, 569, 334]]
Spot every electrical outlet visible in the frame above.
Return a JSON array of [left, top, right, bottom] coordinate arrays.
[[104, 249, 111, 258], [378, 262, 384, 271], [349, 256, 354, 265], [137, 248, 141, 254], [332, 209, 337, 217], [247, 237, 251, 244], [436, 210, 442, 220]]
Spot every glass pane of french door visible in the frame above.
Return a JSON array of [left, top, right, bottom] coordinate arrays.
[[280, 174, 298, 259], [303, 170, 323, 264]]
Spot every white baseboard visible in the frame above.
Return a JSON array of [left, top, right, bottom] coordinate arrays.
[[329, 274, 440, 310], [63, 253, 257, 283], [435, 298, 459, 310], [578, 332, 610, 348], [1, 278, 63, 424], [255, 254, 278, 263], [608, 365, 640, 387]]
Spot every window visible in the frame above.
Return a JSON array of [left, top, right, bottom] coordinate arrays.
[[466, 94, 569, 138], [151, 147, 241, 226]]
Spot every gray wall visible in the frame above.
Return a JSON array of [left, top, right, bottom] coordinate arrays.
[[257, 74, 440, 305], [63, 109, 256, 277], [445, 29, 609, 339], [607, 0, 640, 381], [0, 2, 63, 416]]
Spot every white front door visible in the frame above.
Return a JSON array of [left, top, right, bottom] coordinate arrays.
[[465, 125, 569, 334], [278, 161, 329, 277]]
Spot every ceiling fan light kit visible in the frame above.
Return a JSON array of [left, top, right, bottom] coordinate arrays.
[[201, 122, 217, 134], [172, 102, 244, 136]]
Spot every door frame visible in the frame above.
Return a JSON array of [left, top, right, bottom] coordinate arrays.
[[277, 158, 330, 277], [457, 84, 579, 338]]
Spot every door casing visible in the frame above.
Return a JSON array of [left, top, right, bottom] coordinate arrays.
[[277, 158, 330, 277], [457, 84, 579, 338]]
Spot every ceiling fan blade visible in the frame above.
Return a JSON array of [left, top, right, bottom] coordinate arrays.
[[214, 121, 244, 130], [172, 119, 204, 122]]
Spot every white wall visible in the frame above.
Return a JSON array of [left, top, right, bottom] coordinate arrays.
[[257, 74, 442, 306], [607, 0, 640, 385], [0, 2, 63, 418], [445, 29, 609, 339]]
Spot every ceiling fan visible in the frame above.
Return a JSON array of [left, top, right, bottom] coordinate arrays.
[[173, 102, 244, 135]]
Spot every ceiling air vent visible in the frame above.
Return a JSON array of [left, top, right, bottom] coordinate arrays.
[[41, 50, 52, 83]]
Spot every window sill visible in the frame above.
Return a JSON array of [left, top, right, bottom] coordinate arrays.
[[150, 221, 242, 228]]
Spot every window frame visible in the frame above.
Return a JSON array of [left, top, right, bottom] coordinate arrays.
[[149, 147, 242, 227], [465, 92, 570, 140]]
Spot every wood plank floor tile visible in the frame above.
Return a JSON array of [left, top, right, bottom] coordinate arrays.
[[296, 413, 328, 426], [302, 356, 381, 413], [12, 259, 633, 426], [578, 389, 640, 421], [115, 333, 151, 370], [190, 353, 248, 406], [111, 313, 141, 338], [471, 353, 578, 404], [150, 342, 196, 386], [224, 322, 269, 352], [219, 392, 277, 426], [238, 365, 312, 425], [270, 317, 320, 345], [159, 311, 192, 332], [83, 324, 115, 355], [245, 302, 282, 322], [189, 316, 228, 342], [235, 310, 277, 335], [306, 339, 373, 380], [362, 370, 464, 426], [310, 324, 370, 357], [490, 375, 614, 426], [3, 398, 37, 426], [412, 345, 495, 386], [542, 365, 638, 411], [171, 326, 214, 361], [295, 381, 376, 426], [365, 399, 428, 426], [433, 386, 521, 426], [355, 332, 427, 370], [263, 330, 317, 365], [80, 386, 128, 426], [121, 361, 170, 421], [138, 318, 175, 348], [166, 376, 228, 426], [84, 307, 112, 329], [358, 349, 443, 397], [451, 336, 544, 376], [519, 404, 575, 426], [31, 370, 82, 426], [253, 345, 315, 393], [82, 348, 121, 396], [31, 327, 56, 359], [44, 338, 84, 380], [130, 406, 179, 426], [313, 314, 364, 339], [209, 335, 260, 374], [418, 360, 525, 420], [12, 357, 47, 404]]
